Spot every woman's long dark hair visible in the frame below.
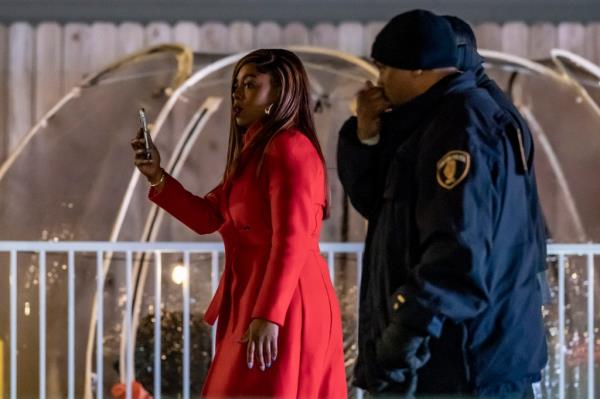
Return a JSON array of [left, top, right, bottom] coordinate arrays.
[[223, 49, 330, 218]]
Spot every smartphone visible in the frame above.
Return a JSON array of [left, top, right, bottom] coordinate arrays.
[[138, 108, 152, 160]]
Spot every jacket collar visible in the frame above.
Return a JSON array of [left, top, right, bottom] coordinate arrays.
[[382, 71, 477, 135], [409, 70, 477, 107]]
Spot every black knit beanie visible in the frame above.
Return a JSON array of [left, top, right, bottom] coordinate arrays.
[[371, 9, 459, 70]]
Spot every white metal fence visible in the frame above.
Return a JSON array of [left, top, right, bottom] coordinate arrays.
[[0, 241, 598, 399]]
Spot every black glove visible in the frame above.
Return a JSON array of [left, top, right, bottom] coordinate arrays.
[[362, 341, 391, 393], [356, 340, 414, 394], [354, 342, 426, 398], [376, 326, 431, 371], [373, 324, 431, 397]]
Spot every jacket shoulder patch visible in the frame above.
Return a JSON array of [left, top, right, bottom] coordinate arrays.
[[436, 150, 471, 190]]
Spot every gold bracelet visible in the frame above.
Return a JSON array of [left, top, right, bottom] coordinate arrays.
[[149, 170, 165, 187]]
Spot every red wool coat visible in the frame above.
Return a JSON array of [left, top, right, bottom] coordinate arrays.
[[149, 125, 347, 398]]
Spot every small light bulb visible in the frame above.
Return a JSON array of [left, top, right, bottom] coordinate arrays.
[[171, 265, 187, 285]]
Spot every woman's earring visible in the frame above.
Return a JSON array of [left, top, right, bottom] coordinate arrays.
[[265, 103, 273, 115]]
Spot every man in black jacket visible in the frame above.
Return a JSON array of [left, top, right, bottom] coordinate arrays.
[[337, 10, 547, 397]]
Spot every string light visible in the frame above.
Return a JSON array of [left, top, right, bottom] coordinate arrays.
[[171, 263, 187, 285]]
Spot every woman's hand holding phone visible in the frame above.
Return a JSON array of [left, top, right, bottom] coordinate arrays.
[[131, 127, 163, 187]]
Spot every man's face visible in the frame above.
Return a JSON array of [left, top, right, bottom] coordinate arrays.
[[375, 61, 419, 106]]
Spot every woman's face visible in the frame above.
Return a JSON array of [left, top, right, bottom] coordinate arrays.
[[232, 63, 278, 128]]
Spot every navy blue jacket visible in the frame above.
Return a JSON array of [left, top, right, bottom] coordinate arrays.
[[474, 66, 552, 306], [337, 72, 547, 395]]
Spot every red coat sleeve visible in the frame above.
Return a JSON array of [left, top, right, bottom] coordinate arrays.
[[149, 173, 224, 235], [251, 132, 323, 326]]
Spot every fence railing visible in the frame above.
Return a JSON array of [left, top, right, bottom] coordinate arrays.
[[0, 241, 598, 399]]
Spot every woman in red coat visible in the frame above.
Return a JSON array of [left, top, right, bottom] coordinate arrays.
[[132, 49, 347, 398]]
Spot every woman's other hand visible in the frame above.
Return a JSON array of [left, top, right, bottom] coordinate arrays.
[[241, 318, 279, 371], [131, 128, 163, 186]]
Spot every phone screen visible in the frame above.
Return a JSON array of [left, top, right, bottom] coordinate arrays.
[[138, 108, 152, 160]]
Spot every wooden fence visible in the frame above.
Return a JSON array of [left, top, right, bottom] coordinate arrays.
[[1, 20, 599, 164]]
